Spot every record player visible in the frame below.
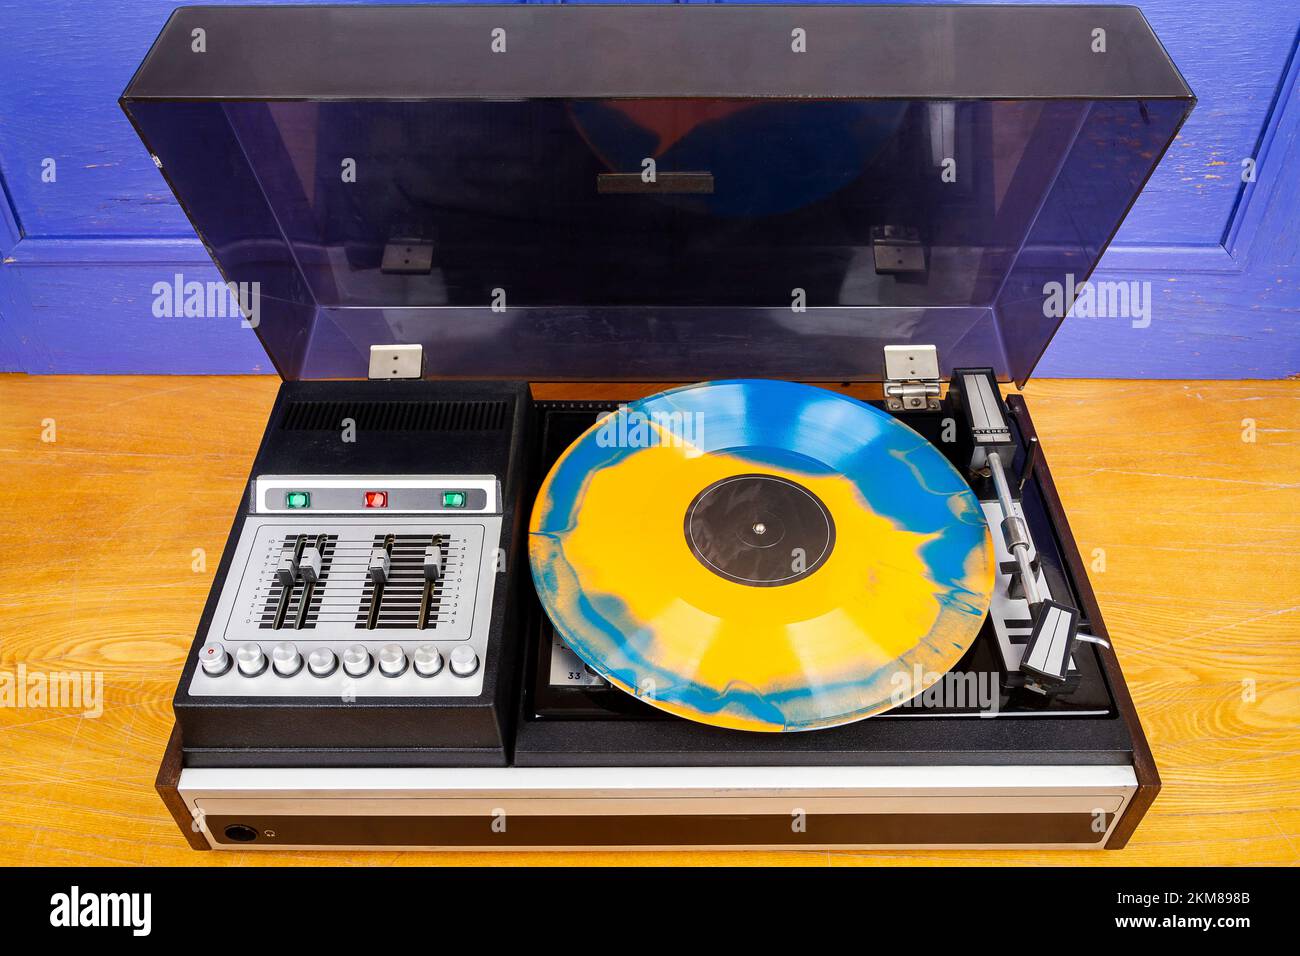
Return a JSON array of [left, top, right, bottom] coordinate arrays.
[[124, 4, 1195, 850]]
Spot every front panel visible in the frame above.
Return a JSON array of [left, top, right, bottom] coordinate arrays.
[[180, 765, 1137, 851]]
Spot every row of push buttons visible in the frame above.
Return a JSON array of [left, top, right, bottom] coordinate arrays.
[[198, 642, 479, 679]]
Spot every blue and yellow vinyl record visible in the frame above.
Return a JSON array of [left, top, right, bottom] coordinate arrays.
[[529, 380, 994, 732]]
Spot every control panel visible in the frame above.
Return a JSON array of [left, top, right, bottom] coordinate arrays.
[[190, 476, 501, 699]]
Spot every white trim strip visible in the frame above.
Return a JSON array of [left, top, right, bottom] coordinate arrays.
[[181, 763, 1138, 795]]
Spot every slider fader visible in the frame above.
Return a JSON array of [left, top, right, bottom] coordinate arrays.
[[174, 380, 531, 767]]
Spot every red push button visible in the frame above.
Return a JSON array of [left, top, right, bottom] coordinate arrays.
[[364, 490, 388, 509]]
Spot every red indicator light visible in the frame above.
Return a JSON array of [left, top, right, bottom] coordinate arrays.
[[364, 491, 389, 509]]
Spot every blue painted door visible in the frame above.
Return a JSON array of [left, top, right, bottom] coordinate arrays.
[[0, 0, 1296, 376]]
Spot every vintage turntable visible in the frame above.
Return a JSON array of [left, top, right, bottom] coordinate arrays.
[[124, 4, 1194, 850]]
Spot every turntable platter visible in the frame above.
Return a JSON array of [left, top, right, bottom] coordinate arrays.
[[528, 380, 995, 732]]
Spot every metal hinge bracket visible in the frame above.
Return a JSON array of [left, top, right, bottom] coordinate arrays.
[[368, 344, 424, 380], [883, 344, 941, 411]]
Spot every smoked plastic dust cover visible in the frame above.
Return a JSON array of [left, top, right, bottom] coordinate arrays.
[[121, 4, 1194, 384]]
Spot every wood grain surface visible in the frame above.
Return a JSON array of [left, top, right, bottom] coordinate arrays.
[[0, 374, 1296, 866]]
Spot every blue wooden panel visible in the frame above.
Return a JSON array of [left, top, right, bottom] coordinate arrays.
[[711, 0, 1299, 248], [1036, 32, 1300, 378], [0, 0, 528, 239], [0, 239, 263, 374], [1112, 1, 1299, 246], [0, 0, 1297, 377]]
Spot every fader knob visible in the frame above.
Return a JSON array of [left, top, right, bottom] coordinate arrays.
[[449, 645, 480, 678], [307, 647, 338, 678], [342, 644, 372, 678], [413, 644, 443, 677], [271, 641, 303, 677], [199, 643, 231, 677], [378, 643, 408, 677], [235, 642, 268, 677]]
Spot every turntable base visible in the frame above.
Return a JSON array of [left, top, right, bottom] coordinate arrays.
[[2, 376, 1295, 863], [147, 374, 1144, 853]]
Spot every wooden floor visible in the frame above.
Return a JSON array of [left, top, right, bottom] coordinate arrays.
[[0, 375, 1296, 866]]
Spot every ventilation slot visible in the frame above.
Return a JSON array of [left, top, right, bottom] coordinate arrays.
[[280, 400, 509, 432]]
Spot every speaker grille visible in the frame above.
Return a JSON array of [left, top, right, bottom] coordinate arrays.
[[280, 400, 509, 432]]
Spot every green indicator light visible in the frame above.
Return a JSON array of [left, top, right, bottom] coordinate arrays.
[[442, 491, 466, 508], [285, 491, 311, 509]]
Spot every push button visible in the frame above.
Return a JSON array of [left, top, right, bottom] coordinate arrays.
[[449, 645, 479, 678], [307, 647, 338, 678], [199, 643, 231, 676], [413, 644, 443, 677], [235, 643, 268, 677], [342, 644, 372, 677], [271, 642, 303, 677], [378, 644, 408, 677]]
